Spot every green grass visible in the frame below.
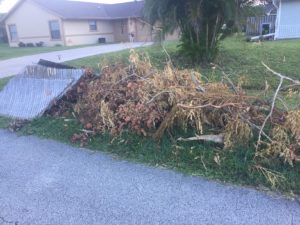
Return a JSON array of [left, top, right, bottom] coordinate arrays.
[[67, 41, 179, 73], [216, 34, 300, 89], [68, 35, 300, 89], [0, 43, 99, 61]]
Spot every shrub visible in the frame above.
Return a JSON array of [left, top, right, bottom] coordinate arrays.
[[18, 42, 26, 47], [26, 43, 35, 47], [36, 41, 44, 47]]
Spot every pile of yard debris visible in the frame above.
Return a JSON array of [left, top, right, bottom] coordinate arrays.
[[49, 49, 300, 166]]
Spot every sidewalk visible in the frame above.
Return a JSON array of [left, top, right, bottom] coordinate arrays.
[[0, 42, 152, 78]]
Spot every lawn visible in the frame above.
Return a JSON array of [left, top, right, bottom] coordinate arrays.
[[68, 34, 300, 89], [217, 34, 300, 89], [0, 43, 98, 61], [67, 41, 179, 72], [0, 35, 299, 196]]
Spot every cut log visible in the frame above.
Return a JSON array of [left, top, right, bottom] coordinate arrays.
[[177, 134, 224, 144]]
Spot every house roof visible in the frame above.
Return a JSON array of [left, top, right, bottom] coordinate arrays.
[[102, 1, 144, 19], [4, 0, 145, 21]]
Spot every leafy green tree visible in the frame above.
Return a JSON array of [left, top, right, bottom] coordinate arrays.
[[144, 0, 256, 62]]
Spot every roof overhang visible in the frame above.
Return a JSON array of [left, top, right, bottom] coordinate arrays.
[[2, 0, 64, 23]]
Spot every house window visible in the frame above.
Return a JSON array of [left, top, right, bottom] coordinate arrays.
[[8, 24, 18, 41], [49, 20, 61, 40], [89, 20, 97, 31], [262, 23, 271, 35]]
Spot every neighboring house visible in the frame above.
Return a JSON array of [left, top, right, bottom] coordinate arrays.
[[0, 14, 8, 43], [273, 0, 300, 39], [246, 3, 277, 36], [3, 0, 177, 47], [247, 0, 300, 40]]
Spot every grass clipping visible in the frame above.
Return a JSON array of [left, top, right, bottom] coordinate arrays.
[[73, 50, 299, 166]]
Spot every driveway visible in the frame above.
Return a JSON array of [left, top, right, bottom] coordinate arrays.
[[0, 42, 152, 78], [0, 130, 299, 225]]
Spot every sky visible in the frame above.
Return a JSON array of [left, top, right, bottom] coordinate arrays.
[[0, 0, 132, 13]]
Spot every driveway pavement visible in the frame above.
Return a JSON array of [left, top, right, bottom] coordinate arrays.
[[0, 42, 152, 78], [0, 129, 299, 225]]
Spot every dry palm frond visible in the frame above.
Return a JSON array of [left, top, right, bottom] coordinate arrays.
[[258, 126, 294, 166], [99, 100, 115, 130], [286, 109, 300, 143], [224, 118, 252, 149]]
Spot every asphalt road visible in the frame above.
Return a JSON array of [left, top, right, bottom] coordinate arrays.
[[0, 129, 299, 225], [0, 42, 152, 78]]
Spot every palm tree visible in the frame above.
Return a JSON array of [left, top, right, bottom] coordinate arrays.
[[144, 0, 240, 62]]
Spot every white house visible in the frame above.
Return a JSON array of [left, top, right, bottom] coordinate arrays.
[[273, 0, 300, 39]]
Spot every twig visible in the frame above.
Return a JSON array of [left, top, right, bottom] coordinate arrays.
[[201, 155, 208, 171], [162, 44, 173, 66], [191, 71, 206, 92], [222, 71, 239, 94], [79, 129, 94, 134], [113, 73, 146, 85], [240, 115, 273, 142], [280, 83, 300, 91], [256, 76, 283, 150], [177, 103, 241, 110], [146, 91, 173, 104], [262, 62, 300, 85], [210, 63, 239, 94]]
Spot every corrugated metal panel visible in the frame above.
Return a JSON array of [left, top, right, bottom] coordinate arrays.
[[0, 65, 84, 120]]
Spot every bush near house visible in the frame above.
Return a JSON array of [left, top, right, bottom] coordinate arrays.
[[18, 41, 44, 47]]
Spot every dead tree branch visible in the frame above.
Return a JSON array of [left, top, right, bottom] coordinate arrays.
[[146, 91, 173, 104], [257, 62, 299, 150], [178, 134, 224, 144], [262, 62, 300, 86]]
